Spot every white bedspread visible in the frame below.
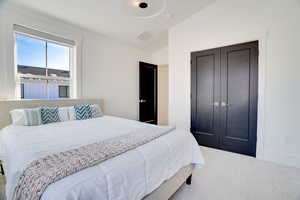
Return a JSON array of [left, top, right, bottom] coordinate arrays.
[[0, 116, 204, 200]]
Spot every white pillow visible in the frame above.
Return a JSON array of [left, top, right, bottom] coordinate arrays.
[[58, 107, 70, 122], [90, 104, 103, 118], [68, 106, 76, 120], [10, 109, 26, 125], [10, 108, 42, 126]]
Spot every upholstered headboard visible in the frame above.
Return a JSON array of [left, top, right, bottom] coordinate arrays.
[[0, 99, 104, 129]]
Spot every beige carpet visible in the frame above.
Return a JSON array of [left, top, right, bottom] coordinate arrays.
[[1, 146, 300, 200], [171, 146, 300, 200]]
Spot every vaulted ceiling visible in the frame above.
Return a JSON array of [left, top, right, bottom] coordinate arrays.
[[7, 0, 216, 52]]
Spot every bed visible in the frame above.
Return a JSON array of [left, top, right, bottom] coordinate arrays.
[[0, 99, 204, 200]]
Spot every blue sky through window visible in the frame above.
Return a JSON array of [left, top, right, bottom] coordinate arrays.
[[48, 43, 69, 71], [16, 34, 46, 68], [16, 34, 70, 71]]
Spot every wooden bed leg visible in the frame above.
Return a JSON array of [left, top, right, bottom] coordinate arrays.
[[0, 163, 4, 175], [186, 174, 192, 185]]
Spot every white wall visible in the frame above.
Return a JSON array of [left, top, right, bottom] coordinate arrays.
[[157, 65, 168, 125], [151, 46, 168, 65], [169, 0, 300, 168], [0, 2, 151, 120], [82, 31, 150, 119]]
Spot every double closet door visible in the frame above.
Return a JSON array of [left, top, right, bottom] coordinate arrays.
[[191, 41, 258, 156]]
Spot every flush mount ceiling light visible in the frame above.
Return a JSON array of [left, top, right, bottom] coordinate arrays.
[[123, 0, 167, 19], [138, 2, 148, 9]]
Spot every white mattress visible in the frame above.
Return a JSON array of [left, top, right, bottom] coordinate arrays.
[[0, 116, 204, 200]]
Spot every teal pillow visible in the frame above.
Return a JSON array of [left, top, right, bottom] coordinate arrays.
[[40, 106, 60, 124], [74, 104, 92, 120]]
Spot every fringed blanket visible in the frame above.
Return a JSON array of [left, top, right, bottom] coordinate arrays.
[[13, 126, 174, 200]]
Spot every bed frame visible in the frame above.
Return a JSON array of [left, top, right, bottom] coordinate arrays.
[[0, 99, 192, 199], [144, 165, 193, 200]]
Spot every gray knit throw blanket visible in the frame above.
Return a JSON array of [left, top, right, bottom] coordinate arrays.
[[13, 126, 174, 200]]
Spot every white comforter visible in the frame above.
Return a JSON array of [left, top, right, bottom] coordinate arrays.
[[0, 116, 204, 200]]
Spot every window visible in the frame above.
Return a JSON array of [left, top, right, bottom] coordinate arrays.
[[14, 26, 75, 99], [59, 86, 69, 98]]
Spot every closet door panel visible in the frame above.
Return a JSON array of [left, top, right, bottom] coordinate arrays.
[[196, 55, 214, 132], [224, 49, 250, 140], [191, 49, 221, 148], [220, 42, 258, 156]]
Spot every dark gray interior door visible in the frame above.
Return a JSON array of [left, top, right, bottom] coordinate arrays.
[[191, 41, 258, 157], [139, 62, 157, 124]]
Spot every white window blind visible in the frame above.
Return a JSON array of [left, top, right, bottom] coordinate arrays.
[[13, 24, 75, 47]]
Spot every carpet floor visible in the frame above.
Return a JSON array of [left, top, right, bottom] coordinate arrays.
[[1, 146, 300, 200], [171, 146, 300, 200]]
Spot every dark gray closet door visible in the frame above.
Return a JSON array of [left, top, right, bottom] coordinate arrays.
[[220, 42, 258, 156], [191, 49, 221, 148], [191, 41, 258, 157]]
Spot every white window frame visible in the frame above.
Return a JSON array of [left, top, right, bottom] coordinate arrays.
[[13, 24, 76, 99]]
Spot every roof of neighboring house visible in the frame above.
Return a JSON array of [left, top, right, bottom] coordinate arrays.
[[18, 65, 70, 78]]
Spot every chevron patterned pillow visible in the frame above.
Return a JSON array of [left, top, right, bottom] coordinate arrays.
[[40, 106, 61, 124], [74, 104, 92, 120]]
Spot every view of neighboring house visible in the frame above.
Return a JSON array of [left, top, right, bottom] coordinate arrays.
[[18, 65, 69, 99]]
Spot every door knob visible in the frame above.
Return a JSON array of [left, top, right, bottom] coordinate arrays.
[[221, 102, 231, 107], [213, 102, 219, 107], [139, 99, 147, 103]]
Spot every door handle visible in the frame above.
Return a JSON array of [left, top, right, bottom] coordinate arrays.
[[212, 102, 219, 107], [221, 102, 231, 107], [139, 99, 147, 103]]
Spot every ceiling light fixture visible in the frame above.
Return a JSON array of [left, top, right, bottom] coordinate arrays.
[[123, 0, 167, 19], [139, 2, 148, 9]]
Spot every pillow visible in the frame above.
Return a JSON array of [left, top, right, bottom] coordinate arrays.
[[90, 104, 103, 118], [74, 104, 92, 120], [10, 108, 42, 126], [40, 106, 61, 124], [58, 107, 70, 122], [68, 106, 76, 120], [10, 109, 26, 125]]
